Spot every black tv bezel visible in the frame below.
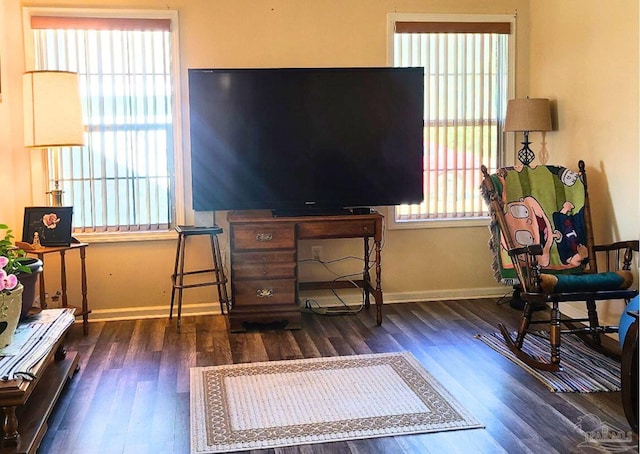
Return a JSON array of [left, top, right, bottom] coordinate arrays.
[[188, 66, 425, 213]]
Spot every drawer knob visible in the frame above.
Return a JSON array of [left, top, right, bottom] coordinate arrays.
[[256, 233, 273, 242], [256, 288, 274, 298]]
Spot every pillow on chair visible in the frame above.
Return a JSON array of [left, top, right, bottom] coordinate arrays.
[[539, 271, 634, 294]]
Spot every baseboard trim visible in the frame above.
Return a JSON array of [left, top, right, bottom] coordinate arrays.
[[382, 287, 509, 304], [87, 302, 224, 323], [85, 286, 508, 323], [78, 289, 622, 345]]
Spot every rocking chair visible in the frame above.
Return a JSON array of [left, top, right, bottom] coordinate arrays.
[[481, 160, 638, 371]]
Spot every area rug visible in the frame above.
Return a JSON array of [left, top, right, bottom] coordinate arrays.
[[190, 351, 483, 453], [475, 331, 621, 393]]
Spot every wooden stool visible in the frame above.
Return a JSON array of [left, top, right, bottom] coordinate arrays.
[[170, 225, 229, 331]]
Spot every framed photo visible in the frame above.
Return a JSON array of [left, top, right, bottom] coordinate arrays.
[[22, 207, 73, 247]]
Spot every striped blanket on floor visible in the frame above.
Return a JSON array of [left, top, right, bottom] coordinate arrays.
[[475, 331, 620, 392]]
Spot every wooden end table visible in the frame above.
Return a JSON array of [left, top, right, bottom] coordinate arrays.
[[25, 243, 91, 336], [0, 310, 79, 453]]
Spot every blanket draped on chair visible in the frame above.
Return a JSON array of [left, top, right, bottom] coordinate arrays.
[[483, 164, 589, 285]]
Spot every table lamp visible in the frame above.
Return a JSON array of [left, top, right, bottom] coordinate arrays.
[[504, 98, 552, 166], [23, 70, 84, 206]]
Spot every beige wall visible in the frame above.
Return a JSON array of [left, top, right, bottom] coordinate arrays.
[[2, 0, 635, 323], [529, 0, 639, 325], [529, 0, 639, 243]]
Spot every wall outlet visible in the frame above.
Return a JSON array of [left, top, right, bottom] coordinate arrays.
[[311, 245, 323, 261]]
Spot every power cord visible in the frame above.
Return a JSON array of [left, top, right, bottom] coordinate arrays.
[[495, 290, 513, 306], [298, 222, 383, 316], [299, 256, 368, 315]]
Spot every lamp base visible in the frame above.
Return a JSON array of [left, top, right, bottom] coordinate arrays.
[[47, 184, 63, 207], [517, 131, 536, 166]]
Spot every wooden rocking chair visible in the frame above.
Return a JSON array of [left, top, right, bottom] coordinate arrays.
[[481, 160, 638, 371]]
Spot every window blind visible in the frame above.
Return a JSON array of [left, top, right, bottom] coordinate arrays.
[[395, 21, 510, 34], [393, 22, 509, 221], [31, 15, 174, 232], [31, 16, 171, 31]]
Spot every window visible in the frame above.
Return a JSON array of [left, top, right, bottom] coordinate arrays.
[[388, 15, 514, 227], [23, 9, 182, 236]]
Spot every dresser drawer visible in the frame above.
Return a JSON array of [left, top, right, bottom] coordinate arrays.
[[233, 279, 296, 306], [232, 250, 296, 279], [232, 250, 295, 264], [298, 219, 377, 239], [232, 262, 296, 279], [232, 224, 295, 250]]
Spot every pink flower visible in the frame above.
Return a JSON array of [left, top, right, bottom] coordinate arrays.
[[42, 213, 60, 229], [0, 257, 7, 269], [0, 269, 18, 292]]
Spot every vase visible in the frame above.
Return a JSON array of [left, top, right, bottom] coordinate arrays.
[[0, 284, 23, 348], [16, 258, 43, 320]]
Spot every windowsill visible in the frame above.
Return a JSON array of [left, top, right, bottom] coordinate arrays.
[[387, 215, 491, 230], [73, 230, 177, 244]]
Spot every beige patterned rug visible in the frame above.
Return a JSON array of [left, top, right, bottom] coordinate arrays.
[[190, 352, 483, 453]]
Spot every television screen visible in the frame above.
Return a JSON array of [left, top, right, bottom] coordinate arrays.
[[188, 67, 424, 215]]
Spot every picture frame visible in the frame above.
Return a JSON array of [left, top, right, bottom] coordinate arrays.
[[22, 207, 73, 247]]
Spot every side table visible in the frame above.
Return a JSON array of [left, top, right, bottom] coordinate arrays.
[[26, 244, 90, 336], [227, 210, 384, 331]]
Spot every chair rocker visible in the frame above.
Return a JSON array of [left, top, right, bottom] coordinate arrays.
[[481, 160, 638, 371]]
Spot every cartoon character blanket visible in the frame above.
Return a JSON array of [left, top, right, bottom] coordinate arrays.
[[484, 164, 588, 285]]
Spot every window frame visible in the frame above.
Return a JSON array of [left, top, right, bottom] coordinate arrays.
[[22, 7, 185, 242], [386, 13, 517, 230]]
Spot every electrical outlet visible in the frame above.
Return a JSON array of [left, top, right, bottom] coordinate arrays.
[[311, 245, 323, 261]]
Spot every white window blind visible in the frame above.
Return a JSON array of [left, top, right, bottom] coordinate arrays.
[[392, 20, 511, 223], [29, 14, 176, 233]]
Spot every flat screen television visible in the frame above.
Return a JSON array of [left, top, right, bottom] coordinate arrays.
[[188, 66, 424, 216]]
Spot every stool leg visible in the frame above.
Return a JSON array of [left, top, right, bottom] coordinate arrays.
[[169, 233, 182, 320], [176, 234, 187, 332], [210, 234, 229, 314]]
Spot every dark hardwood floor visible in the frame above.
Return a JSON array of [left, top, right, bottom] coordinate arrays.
[[39, 299, 638, 453]]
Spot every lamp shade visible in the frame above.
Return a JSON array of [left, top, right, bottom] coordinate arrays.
[[23, 70, 84, 148], [504, 98, 552, 132]]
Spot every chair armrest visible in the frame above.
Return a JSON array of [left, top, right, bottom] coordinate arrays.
[[593, 240, 639, 253], [592, 240, 639, 272]]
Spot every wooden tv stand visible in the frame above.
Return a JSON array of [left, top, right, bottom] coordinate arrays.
[[227, 210, 383, 332]]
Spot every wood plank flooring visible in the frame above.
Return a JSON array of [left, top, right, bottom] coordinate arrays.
[[39, 299, 638, 453]]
